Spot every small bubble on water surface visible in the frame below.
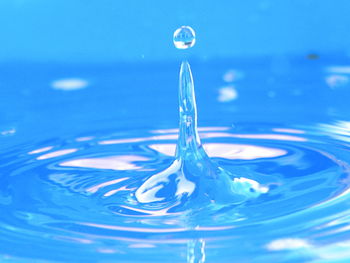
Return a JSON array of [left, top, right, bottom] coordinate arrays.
[[173, 26, 196, 49]]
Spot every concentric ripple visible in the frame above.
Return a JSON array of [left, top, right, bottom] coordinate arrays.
[[1, 123, 350, 262]]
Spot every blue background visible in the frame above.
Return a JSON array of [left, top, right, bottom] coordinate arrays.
[[0, 0, 349, 62]]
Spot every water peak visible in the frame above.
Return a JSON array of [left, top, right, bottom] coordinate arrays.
[[134, 27, 267, 208], [176, 61, 202, 158]]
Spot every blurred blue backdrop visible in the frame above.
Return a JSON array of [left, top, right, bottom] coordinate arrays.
[[0, 0, 349, 62]]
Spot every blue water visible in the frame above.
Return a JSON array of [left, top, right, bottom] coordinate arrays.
[[1, 56, 350, 262]]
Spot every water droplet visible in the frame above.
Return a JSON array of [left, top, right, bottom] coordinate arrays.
[[173, 26, 196, 49]]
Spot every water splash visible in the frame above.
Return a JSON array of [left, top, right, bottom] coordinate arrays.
[[135, 27, 267, 209]]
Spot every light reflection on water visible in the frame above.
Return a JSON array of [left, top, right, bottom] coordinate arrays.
[[1, 59, 350, 262], [15, 123, 348, 262], [149, 143, 287, 160], [61, 155, 149, 171]]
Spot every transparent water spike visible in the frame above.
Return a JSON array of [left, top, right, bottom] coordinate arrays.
[[135, 26, 267, 207]]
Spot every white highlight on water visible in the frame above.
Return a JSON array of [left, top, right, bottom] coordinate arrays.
[[37, 149, 77, 160], [266, 238, 311, 251], [223, 69, 244, 82], [218, 86, 238, 102], [1, 128, 16, 136], [51, 78, 89, 91]]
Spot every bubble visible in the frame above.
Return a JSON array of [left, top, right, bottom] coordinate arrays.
[[173, 26, 196, 49]]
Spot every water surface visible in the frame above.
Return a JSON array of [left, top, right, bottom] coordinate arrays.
[[1, 57, 350, 262]]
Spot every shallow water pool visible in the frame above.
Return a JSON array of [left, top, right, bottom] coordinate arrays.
[[1, 56, 350, 262]]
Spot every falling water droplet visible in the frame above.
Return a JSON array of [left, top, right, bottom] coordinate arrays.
[[173, 26, 196, 49]]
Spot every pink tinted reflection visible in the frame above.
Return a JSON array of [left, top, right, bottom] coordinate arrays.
[[151, 127, 229, 134], [28, 146, 54, 155], [56, 236, 94, 244], [129, 243, 156, 248], [99, 131, 305, 145], [99, 135, 178, 145], [86, 178, 129, 194], [272, 128, 305, 134], [115, 205, 181, 217], [104, 186, 129, 197], [79, 222, 187, 233], [75, 136, 94, 142], [149, 143, 287, 160], [37, 149, 78, 160], [97, 248, 120, 254], [200, 132, 306, 142], [60, 155, 148, 171], [79, 222, 233, 234]]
